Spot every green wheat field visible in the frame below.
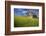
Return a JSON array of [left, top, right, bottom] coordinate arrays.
[[14, 16, 39, 27]]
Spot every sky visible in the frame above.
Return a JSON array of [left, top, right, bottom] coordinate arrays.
[[14, 8, 39, 16]]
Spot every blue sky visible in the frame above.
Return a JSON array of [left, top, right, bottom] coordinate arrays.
[[14, 8, 39, 16]]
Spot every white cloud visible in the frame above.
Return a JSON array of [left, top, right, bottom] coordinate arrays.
[[22, 11, 27, 13]]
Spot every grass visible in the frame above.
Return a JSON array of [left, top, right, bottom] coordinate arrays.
[[14, 16, 39, 27]]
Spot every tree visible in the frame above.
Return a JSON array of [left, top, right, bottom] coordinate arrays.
[[33, 15, 37, 18]]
